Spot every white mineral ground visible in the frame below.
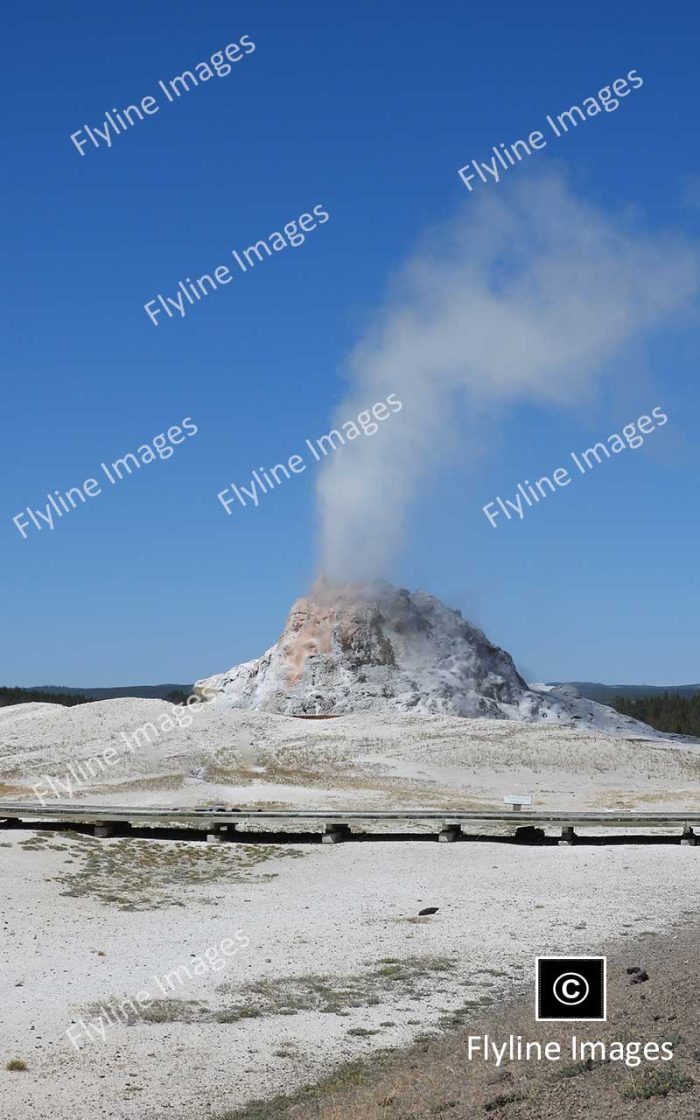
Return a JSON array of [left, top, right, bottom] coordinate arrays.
[[0, 698, 699, 1120]]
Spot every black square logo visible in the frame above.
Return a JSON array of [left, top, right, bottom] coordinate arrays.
[[536, 956, 606, 1021]]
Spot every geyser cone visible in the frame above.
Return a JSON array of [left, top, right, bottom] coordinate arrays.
[[197, 580, 554, 719]]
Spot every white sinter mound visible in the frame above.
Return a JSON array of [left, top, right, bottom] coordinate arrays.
[[196, 580, 655, 734]]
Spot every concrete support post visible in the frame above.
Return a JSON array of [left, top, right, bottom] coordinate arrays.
[[93, 823, 116, 838], [559, 825, 577, 846], [206, 824, 238, 843], [438, 823, 461, 843], [681, 826, 696, 847], [321, 822, 352, 844]]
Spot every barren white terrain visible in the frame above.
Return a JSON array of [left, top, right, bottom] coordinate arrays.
[[1, 827, 699, 1120], [1, 697, 698, 1120], [2, 698, 698, 812]]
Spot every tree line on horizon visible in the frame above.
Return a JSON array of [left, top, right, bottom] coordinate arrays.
[[612, 691, 700, 736], [0, 685, 190, 708], [0, 685, 87, 707]]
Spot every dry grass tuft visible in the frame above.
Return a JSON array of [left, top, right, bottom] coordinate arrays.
[[5, 1058, 28, 1072]]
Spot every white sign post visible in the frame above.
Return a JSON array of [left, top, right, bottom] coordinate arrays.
[[504, 795, 532, 812]]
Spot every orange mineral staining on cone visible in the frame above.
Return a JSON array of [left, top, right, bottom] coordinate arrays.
[[283, 600, 334, 686]]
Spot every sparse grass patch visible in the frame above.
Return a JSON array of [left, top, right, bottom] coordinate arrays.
[[17, 835, 50, 850], [215, 1007, 263, 1023], [620, 1068, 693, 1099], [81, 997, 208, 1026], [81, 999, 207, 1025], [215, 957, 457, 1021], [434, 987, 500, 1031], [81, 956, 459, 1035], [205, 748, 490, 807], [140, 999, 208, 1024], [55, 837, 305, 910], [102, 774, 185, 794]]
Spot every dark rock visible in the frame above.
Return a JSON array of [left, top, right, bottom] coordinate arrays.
[[629, 969, 649, 984]]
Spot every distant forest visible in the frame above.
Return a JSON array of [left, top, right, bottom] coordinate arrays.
[[0, 685, 190, 708], [612, 692, 700, 736], [0, 686, 88, 707]]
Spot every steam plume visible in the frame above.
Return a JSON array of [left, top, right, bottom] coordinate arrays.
[[317, 175, 698, 581]]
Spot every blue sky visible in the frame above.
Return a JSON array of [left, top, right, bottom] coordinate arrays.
[[2, 0, 698, 687]]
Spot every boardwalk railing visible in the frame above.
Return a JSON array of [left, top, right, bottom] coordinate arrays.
[[0, 803, 697, 844]]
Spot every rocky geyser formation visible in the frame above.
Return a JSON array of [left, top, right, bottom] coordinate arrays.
[[197, 580, 630, 725]]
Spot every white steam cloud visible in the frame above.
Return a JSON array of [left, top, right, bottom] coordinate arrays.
[[317, 175, 698, 581]]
